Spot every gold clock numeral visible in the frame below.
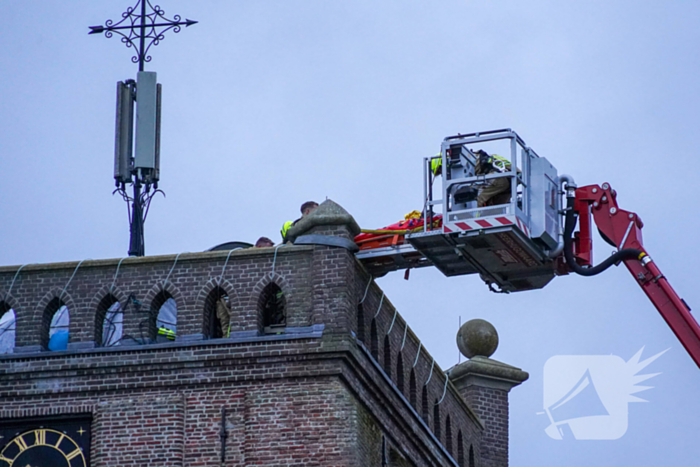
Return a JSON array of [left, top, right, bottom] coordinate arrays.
[[65, 448, 82, 461], [35, 429, 47, 445], [54, 433, 65, 448], [14, 435, 28, 452], [1, 428, 87, 467]]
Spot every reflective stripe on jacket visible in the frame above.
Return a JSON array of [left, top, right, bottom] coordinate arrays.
[[280, 220, 293, 241], [490, 154, 511, 172]]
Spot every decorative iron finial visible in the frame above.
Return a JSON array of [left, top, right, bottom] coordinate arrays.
[[89, 0, 197, 71]]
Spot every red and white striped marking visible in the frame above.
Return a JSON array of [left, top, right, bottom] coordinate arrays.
[[514, 216, 530, 237], [444, 215, 530, 237]]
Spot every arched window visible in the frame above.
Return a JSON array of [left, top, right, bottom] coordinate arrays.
[[469, 445, 475, 467], [0, 303, 16, 354], [445, 415, 453, 455], [96, 294, 123, 347], [409, 368, 417, 408], [421, 386, 428, 422], [152, 291, 177, 343], [457, 431, 464, 466], [42, 298, 69, 351], [357, 303, 365, 342], [204, 286, 230, 338], [104, 301, 123, 346], [396, 352, 404, 394], [383, 335, 391, 378], [370, 319, 378, 360], [259, 283, 286, 333], [433, 399, 441, 439]]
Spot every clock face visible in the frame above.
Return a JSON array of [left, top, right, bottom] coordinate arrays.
[[0, 429, 85, 467], [0, 417, 90, 467]]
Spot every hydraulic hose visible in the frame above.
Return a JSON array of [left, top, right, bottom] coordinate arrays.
[[548, 174, 578, 258], [563, 196, 644, 276]]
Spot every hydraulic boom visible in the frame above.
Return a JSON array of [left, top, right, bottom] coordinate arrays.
[[564, 182, 700, 369]]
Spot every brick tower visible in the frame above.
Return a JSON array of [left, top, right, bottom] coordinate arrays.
[[0, 200, 527, 466]]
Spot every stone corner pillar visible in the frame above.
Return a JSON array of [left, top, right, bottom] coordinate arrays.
[[450, 319, 529, 467], [285, 199, 361, 243], [284, 199, 361, 332]]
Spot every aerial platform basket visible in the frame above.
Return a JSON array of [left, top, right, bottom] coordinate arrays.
[[356, 129, 565, 292]]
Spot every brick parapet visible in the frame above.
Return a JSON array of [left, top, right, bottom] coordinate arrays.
[[344, 337, 481, 466], [0, 248, 315, 349], [349, 260, 484, 465], [0, 243, 494, 466]]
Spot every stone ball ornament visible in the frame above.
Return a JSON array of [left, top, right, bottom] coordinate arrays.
[[457, 319, 499, 358]]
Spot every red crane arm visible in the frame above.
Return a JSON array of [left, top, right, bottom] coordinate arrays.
[[572, 183, 700, 369]]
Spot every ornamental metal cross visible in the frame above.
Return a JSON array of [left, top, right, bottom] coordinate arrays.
[[89, 0, 197, 71]]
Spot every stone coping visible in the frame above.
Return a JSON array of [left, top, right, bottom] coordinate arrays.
[[449, 355, 529, 392], [0, 245, 315, 274], [0, 324, 325, 361]]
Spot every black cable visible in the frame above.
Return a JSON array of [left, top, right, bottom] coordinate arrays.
[[0, 322, 15, 342], [102, 304, 122, 347], [563, 196, 643, 276], [116, 294, 152, 345], [138, 315, 152, 344]]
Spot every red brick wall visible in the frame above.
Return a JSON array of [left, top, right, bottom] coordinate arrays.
[[0, 242, 490, 466], [94, 395, 185, 466], [461, 385, 509, 467]]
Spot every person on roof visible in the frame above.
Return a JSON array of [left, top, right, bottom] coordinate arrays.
[[281, 201, 319, 243], [300, 201, 319, 217], [254, 237, 274, 248], [474, 149, 511, 207]]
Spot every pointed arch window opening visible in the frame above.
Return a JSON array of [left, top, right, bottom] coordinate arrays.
[[102, 300, 124, 347], [409, 368, 417, 409], [156, 298, 177, 341], [433, 399, 441, 439], [48, 304, 70, 351], [445, 414, 453, 455], [370, 319, 378, 360], [357, 303, 365, 342], [383, 335, 392, 379], [151, 291, 177, 342], [205, 286, 230, 339], [0, 304, 16, 354], [457, 431, 464, 467], [259, 282, 286, 334], [396, 352, 404, 394]]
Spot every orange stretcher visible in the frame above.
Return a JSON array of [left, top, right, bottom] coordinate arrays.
[[355, 212, 442, 251]]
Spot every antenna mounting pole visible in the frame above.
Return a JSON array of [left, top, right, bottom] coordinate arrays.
[[90, 1, 197, 256]]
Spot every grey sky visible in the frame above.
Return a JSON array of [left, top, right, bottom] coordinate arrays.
[[1, 1, 699, 465]]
